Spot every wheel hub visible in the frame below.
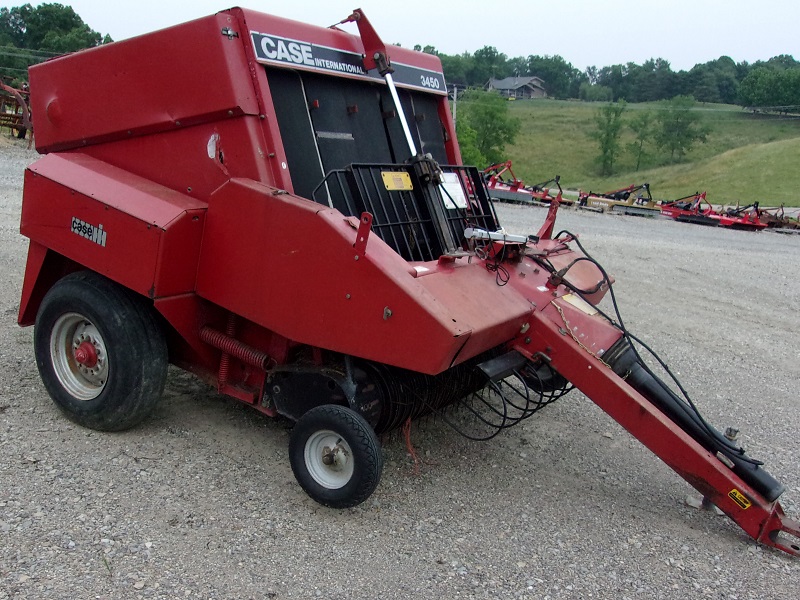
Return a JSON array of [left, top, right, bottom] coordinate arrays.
[[304, 431, 354, 489], [74, 341, 98, 367], [50, 313, 109, 401]]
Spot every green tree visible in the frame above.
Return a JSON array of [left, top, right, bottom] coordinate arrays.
[[590, 101, 626, 175], [579, 82, 613, 101], [526, 54, 585, 98], [439, 52, 471, 87], [454, 119, 486, 167], [655, 96, 710, 162], [739, 67, 800, 108], [468, 46, 509, 85], [0, 3, 109, 52], [739, 68, 777, 106], [627, 110, 654, 171], [0, 3, 111, 85], [456, 89, 520, 165]]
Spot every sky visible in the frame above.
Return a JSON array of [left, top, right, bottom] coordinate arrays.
[[5, 0, 799, 72]]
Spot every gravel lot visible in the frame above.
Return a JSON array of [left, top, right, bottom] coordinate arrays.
[[1, 138, 798, 599]]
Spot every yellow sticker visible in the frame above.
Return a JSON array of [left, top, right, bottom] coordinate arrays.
[[728, 488, 752, 510], [381, 171, 413, 191], [561, 293, 598, 316]]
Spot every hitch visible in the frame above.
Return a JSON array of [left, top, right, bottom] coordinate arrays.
[[515, 304, 800, 557]]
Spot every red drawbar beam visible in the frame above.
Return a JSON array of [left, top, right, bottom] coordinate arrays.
[[516, 305, 800, 556]]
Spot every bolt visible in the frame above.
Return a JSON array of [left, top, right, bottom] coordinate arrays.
[[354, 255, 360, 261], [525, 337, 531, 344], [346, 294, 351, 299], [724, 427, 739, 441]]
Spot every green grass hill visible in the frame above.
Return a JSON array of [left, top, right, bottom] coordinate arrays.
[[501, 100, 800, 206]]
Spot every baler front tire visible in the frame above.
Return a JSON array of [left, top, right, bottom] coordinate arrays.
[[34, 272, 168, 432], [289, 404, 383, 508]]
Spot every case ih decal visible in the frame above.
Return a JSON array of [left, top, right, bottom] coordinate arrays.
[[250, 32, 447, 94]]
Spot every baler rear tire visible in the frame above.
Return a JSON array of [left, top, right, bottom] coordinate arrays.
[[34, 272, 168, 432], [289, 404, 383, 508]]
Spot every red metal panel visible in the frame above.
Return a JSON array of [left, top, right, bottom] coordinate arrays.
[[21, 171, 160, 297], [83, 119, 275, 202], [415, 262, 531, 364], [195, 179, 537, 374], [30, 13, 259, 153], [21, 154, 206, 298], [153, 208, 206, 297], [17, 240, 49, 326]]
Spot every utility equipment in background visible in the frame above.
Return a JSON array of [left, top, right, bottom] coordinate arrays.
[[578, 183, 661, 217], [660, 192, 767, 230], [483, 161, 571, 206]]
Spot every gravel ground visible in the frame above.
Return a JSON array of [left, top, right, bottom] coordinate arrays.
[[1, 138, 798, 599]]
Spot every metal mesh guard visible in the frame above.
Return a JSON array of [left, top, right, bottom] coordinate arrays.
[[312, 164, 500, 262]]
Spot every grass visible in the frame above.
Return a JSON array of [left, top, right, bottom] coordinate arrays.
[[501, 100, 800, 206]]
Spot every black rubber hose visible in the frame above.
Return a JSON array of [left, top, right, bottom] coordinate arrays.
[[605, 339, 785, 502]]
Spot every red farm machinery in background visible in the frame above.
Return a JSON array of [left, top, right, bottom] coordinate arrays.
[[578, 183, 662, 217], [660, 192, 768, 230], [16, 7, 799, 555], [0, 76, 32, 140], [483, 160, 570, 206]]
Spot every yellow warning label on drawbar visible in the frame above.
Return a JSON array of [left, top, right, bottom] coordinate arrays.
[[728, 488, 751, 510], [381, 171, 413, 191]]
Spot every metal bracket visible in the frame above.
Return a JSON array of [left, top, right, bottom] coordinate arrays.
[[354, 212, 373, 256]]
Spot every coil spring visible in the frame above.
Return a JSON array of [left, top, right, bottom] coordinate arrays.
[[199, 326, 270, 370]]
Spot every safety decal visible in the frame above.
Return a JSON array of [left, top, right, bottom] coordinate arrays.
[[728, 488, 751, 510]]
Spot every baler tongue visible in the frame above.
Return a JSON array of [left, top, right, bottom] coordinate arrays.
[[516, 298, 800, 557]]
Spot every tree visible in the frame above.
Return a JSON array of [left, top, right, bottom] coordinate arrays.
[[468, 46, 509, 85], [526, 54, 585, 98], [739, 67, 800, 108], [439, 52, 471, 87], [0, 3, 109, 52], [0, 3, 111, 85], [590, 101, 626, 175], [454, 119, 486, 167], [456, 89, 520, 166], [579, 82, 613, 102], [654, 96, 710, 162], [627, 110, 654, 171]]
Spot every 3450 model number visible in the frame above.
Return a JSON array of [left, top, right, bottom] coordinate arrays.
[[420, 75, 441, 89]]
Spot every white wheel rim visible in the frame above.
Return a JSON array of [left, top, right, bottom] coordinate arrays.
[[50, 312, 109, 401], [304, 429, 354, 489]]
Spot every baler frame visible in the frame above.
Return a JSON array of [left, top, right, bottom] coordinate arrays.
[[15, 6, 799, 556]]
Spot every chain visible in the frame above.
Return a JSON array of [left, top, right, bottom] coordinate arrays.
[[550, 300, 613, 369]]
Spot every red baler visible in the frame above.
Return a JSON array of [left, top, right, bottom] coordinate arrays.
[[17, 7, 798, 555]]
